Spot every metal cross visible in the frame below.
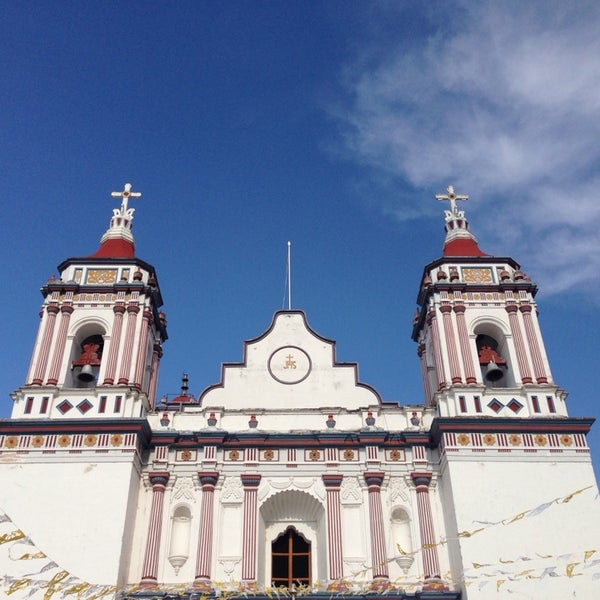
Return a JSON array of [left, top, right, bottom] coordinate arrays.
[[111, 183, 142, 213], [435, 185, 468, 215]]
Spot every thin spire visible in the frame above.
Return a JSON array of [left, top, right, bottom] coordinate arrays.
[[287, 241, 292, 310], [282, 241, 293, 310]]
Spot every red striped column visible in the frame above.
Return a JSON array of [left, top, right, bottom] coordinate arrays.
[[31, 305, 59, 385], [439, 305, 462, 383], [323, 474, 344, 584], [453, 304, 477, 384], [241, 474, 261, 582], [417, 344, 433, 406], [133, 310, 152, 390], [427, 311, 446, 390], [194, 472, 219, 589], [520, 305, 548, 384], [102, 304, 125, 385], [147, 343, 163, 409], [411, 473, 441, 580], [117, 304, 139, 384], [45, 305, 74, 385], [505, 305, 533, 384], [364, 472, 388, 580], [140, 472, 170, 586]]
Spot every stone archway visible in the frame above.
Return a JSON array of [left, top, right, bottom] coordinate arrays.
[[258, 490, 325, 587]]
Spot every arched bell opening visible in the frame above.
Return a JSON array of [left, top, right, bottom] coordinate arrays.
[[475, 331, 512, 388], [66, 326, 106, 388]]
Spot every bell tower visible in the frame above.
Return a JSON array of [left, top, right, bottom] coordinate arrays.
[[412, 186, 563, 419], [418, 187, 600, 599], [11, 183, 168, 420]]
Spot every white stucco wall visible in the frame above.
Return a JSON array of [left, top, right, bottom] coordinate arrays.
[[0, 459, 140, 586], [439, 458, 600, 598]]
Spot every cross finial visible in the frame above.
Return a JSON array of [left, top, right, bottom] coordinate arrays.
[[435, 185, 468, 216], [111, 183, 141, 214]]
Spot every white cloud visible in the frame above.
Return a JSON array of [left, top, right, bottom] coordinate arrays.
[[333, 1, 600, 296]]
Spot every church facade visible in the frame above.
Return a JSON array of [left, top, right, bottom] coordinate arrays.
[[1, 184, 599, 599]]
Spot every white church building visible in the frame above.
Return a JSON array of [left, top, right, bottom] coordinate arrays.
[[1, 184, 599, 599]]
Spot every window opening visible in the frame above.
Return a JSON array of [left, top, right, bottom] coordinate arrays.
[[271, 527, 311, 588]]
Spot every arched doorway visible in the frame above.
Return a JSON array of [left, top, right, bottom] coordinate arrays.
[[271, 527, 311, 587]]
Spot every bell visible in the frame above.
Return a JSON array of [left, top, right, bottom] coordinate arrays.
[[77, 364, 95, 382], [485, 360, 504, 382]]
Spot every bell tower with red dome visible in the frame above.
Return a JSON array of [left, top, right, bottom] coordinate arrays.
[[412, 186, 561, 420], [11, 183, 168, 420], [414, 187, 600, 599]]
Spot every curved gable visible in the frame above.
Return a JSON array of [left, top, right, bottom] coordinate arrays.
[[199, 311, 381, 410]]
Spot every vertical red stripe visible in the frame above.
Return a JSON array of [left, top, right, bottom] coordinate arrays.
[[506, 306, 533, 384], [133, 310, 152, 389], [118, 304, 139, 384], [31, 305, 59, 385], [46, 306, 73, 384], [454, 305, 477, 384], [440, 305, 462, 383], [140, 473, 169, 584], [427, 311, 446, 390], [103, 305, 125, 384], [520, 305, 548, 384]]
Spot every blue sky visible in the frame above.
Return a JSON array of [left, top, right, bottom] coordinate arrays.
[[2, 1, 599, 473]]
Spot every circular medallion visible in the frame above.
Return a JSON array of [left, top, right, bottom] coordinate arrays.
[[268, 346, 311, 384]]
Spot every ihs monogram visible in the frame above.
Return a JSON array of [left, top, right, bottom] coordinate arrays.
[[283, 354, 296, 369]]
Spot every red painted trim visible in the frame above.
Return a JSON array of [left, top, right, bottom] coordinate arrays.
[[443, 237, 487, 257], [89, 238, 135, 258]]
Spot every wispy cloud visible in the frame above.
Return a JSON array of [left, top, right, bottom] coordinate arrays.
[[333, 1, 600, 296]]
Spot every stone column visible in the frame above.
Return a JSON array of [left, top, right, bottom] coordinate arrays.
[[140, 472, 170, 586], [117, 304, 139, 384], [427, 311, 446, 390], [241, 474, 261, 582], [102, 304, 125, 385], [322, 474, 344, 584], [417, 343, 433, 406], [134, 309, 152, 390], [453, 304, 477, 384], [147, 343, 163, 409], [364, 472, 388, 580], [411, 473, 441, 580], [194, 472, 219, 590], [505, 305, 533, 384], [520, 305, 548, 384], [439, 305, 462, 384], [31, 305, 59, 385], [45, 305, 74, 385]]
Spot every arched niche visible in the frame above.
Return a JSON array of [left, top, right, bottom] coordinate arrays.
[[472, 321, 515, 388], [168, 504, 192, 574], [389, 507, 414, 574]]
